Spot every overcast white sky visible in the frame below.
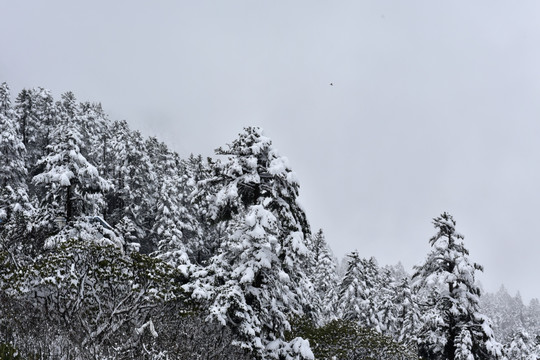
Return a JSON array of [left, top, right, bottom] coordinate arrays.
[[2, 1, 540, 302]]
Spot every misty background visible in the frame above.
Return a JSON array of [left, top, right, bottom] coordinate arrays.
[[2, 1, 540, 301]]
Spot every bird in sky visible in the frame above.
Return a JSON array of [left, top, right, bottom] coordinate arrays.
[[329, 82, 334, 86]]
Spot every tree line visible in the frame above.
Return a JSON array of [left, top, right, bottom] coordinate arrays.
[[0, 83, 538, 359]]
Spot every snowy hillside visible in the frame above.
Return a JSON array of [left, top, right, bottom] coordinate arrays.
[[1, 83, 539, 359]]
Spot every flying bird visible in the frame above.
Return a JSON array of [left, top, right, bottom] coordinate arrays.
[[329, 82, 333, 86]]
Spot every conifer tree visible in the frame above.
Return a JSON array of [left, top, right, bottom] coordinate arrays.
[[14, 89, 36, 150], [149, 142, 194, 269], [186, 154, 223, 264], [0, 83, 32, 223], [32, 93, 110, 234], [78, 101, 110, 167], [412, 212, 502, 360], [337, 251, 382, 330], [32, 87, 57, 162], [481, 286, 527, 344], [191, 127, 313, 359], [308, 229, 339, 323], [14, 88, 57, 170], [502, 331, 539, 359], [106, 121, 156, 250], [392, 277, 422, 349]]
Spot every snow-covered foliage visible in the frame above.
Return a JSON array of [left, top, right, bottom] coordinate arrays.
[[307, 229, 339, 324], [413, 212, 502, 359], [0, 83, 32, 223], [188, 127, 314, 359], [481, 286, 540, 359], [2, 83, 532, 359]]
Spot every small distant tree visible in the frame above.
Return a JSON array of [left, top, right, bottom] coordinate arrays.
[[392, 277, 421, 349], [502, 331, 540, 360], [308, 229, 339, 324], [337, 251, 381, 330]]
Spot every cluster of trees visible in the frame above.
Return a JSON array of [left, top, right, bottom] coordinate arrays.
[[480, 286, 540, 358], [0, 83, 538, 359]]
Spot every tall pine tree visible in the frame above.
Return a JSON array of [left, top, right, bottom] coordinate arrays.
[[190, 127, 314, 359], [412, 212, 502, 360]]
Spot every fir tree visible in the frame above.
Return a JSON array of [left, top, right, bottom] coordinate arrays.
[[308, 229, 339, 324], [412, 212, 502, 360], [186, 154, 223, 264], [150, 142, 194, 270], [191, 127, 314, 359], [32, 94, 110, 236], [106, 122, 156, 250], [392, 277, 422, 349], [14, 87, 56, 170], [78, 101, 110, 167], [0, 83, 32, 222], [337, 251, 382, 330]]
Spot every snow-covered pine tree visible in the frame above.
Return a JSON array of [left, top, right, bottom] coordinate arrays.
[[375, 267, 400, 335], [14, 87, 58, 171], [32, 87, 57, 164], [32, 92, 110, 242], [149, 141, 194, 270], [337, 251, 383, 331], [78, 101, 111, 167], [185, 153, 224, 264], [412, 212, 502, 360], [308, 229, 339, 324], [392, 277, 422, 349], [191, 127, 314, 359], [0, 82, 33, 223], [14, 89, 37, 152], [106, 121, 156, 250]]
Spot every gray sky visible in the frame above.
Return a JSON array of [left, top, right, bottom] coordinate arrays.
[[2, 1, 540, 302]]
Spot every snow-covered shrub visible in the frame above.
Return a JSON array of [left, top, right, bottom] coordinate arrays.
[[288, 316, 418, 360]]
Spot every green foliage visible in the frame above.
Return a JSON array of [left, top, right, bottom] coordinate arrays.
[[288, 317, 419, 360], [0, 237, 190, 358], [0, 343, 22, 360]]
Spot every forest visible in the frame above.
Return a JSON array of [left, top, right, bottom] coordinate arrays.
[[1, 82, 539, 359]]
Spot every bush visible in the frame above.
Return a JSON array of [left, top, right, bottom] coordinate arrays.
[[288, 317, 419, 360], [0, 343, 22, 360]]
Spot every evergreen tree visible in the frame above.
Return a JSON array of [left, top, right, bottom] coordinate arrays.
[[412, 212, 502, 360], [186, 154, 224, 264], [0, 83, 32, 223], [14, 87, 56, 170], [32, 87, 57, 164], [392, 277, 422, 349], [481, 286, 528, 344], [14, 89, 36, 151], [337, 251, 382, 330], [106, 121, 156, 250], [78, 101, 110, 167], [32, 94, 110, 240], [150, 142, 194, 270], [309, 229, 339, 324], [190, 127, 314, 359], [525, 298, 540, 339]]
